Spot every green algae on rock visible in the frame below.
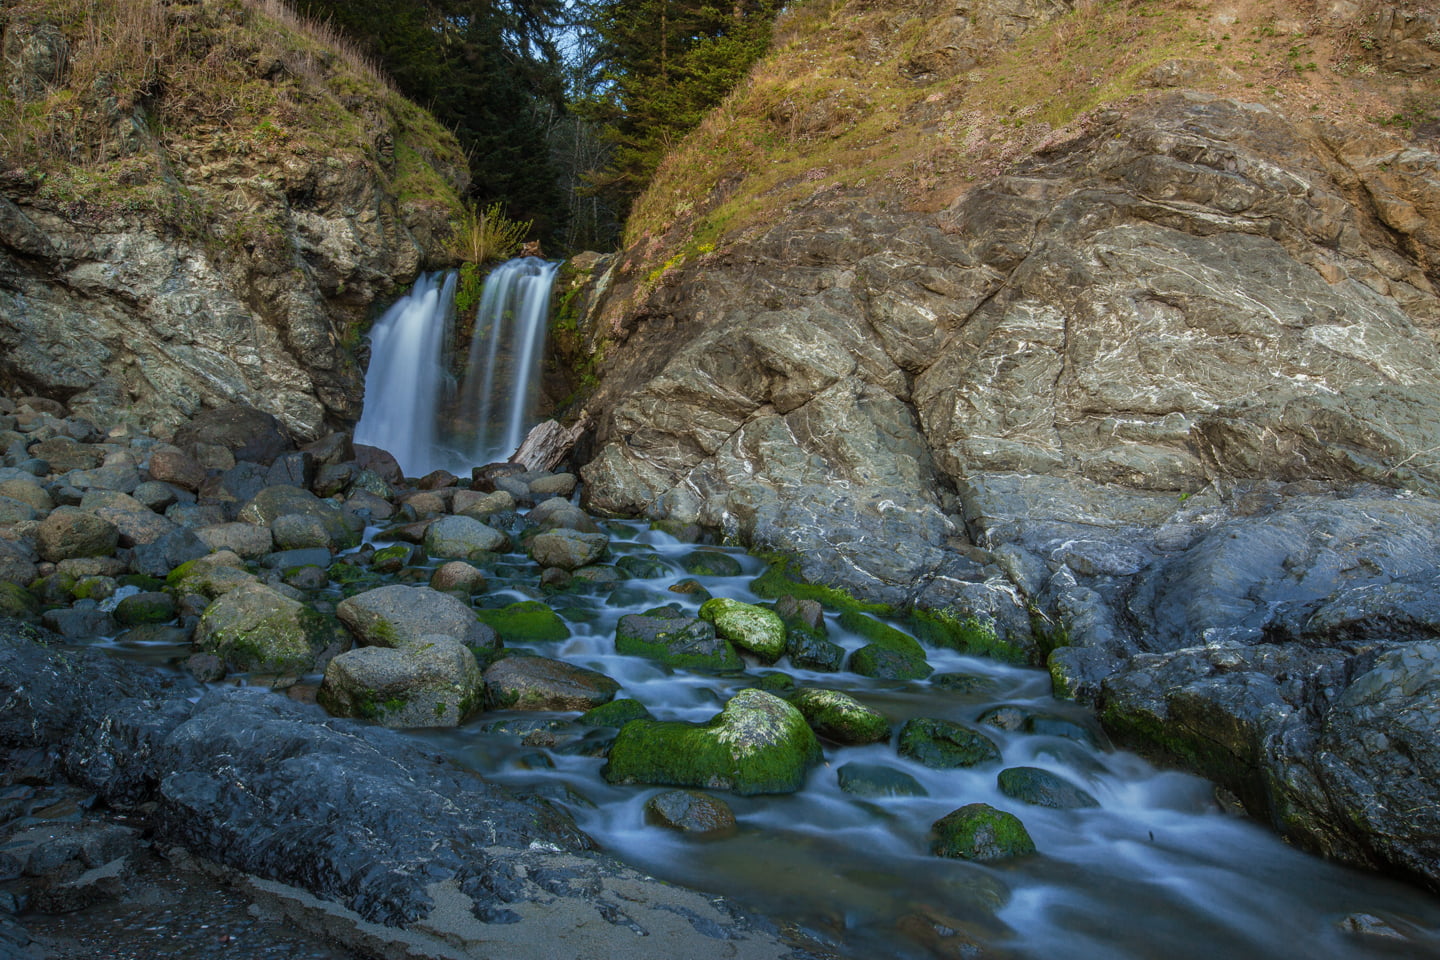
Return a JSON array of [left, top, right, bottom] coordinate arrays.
[[698, 597, 786, 662], [997, 766, 1099, 810], [579, 698, 654, 727], [930, 803, 1036, 862], [898, 718, 1001, 769], [603, 689, 822, 795], [615, 611, 741, 671], [318, 636, 482, 728], [475, 600, 570, 644], [791, 687, 890, 744], [194, 583, 335, 673]]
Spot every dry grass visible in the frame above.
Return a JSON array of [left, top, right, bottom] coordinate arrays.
[[450, 201, 533, 264], [618, 0, 1432, 297]]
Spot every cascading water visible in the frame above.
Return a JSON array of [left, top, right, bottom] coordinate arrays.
[[457, 257, 561, 466], [352, 258, 558, 476], [352, 271, 456, 477]]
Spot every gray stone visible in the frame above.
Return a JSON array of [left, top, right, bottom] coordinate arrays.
[[529, 528, 609, 570], [318, 637, 482, 728], [193, 583, 334, 673], [196, 522, 275, 559], [422, 515, 508, 560], [35, 506, 119, 562], [336, 584, 489, 650], [482, 655, 621, 712]]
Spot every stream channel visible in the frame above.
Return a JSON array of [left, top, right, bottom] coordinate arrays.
[[79, 515, 1440, 960]]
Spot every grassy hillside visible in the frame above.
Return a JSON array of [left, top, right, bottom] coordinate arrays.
[[0, 0, 466, 243], [616, 0, 1437, 305]]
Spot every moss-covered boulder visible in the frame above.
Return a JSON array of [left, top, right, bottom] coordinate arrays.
[[791, 687, 890, 744], [317, 636, 482, 728], [898, 718, 1001, 769], [841, 612, 932, 679], [579, 698, 654, 727], [644, 790, 737, 835], [997, 767, 1100, 809], [699, 598, 786, 662], [35, 506, 119, 562], [836, 762, 928, 798], [482, 654, 620, 711], [114, 591, 177, 626], [603, 689, 822, 795], [615, 610, 740, 671], [193, 584, 334, 673], [930, 803, 1036, 861], [474, 600, 569, 643], [679, 550, 743, 577], [166, 551, 261, 599], [616, 554, 674, 579], [424, 515, 508, 560], [0, 582, 39, 621], [336, 583, 491, 650]]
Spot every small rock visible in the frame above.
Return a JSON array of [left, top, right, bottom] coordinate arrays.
[[483, 655, 621, 711], [898, 718, 1001, 769], [645, 789, 737, 835], [930, 803, 1036, 861], [836, 762, 929, 798]]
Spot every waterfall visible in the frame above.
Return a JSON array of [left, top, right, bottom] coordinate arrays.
[[457, 257, 561, 466], [352, 258, 558, 477], [352, 271, 456, 477]]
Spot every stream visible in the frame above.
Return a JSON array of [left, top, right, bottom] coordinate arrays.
[[67, 505, 1440, 960]]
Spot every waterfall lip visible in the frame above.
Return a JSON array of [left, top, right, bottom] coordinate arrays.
[[354, 258, 560, 477]]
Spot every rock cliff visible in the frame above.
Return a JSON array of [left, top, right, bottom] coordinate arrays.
[[0, 0, 467, 440], [574, 0, 1440, 888]]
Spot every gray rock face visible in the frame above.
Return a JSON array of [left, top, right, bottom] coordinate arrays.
[[575, 85, 1440, 889]]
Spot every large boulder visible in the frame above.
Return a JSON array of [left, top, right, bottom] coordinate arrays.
[[175, 405, 292, 465], [193, 583, 336, 673], [422, 515, 507, 560], [698, 598, 786, 662], [35, 507, 118, 562], [482, 655, 620, 711], [527, 528, 609, 570], [336, 584, 491, 650], [791, 687, 889, 744], [615, 609, 740, 671], [237, 486, 360, 550], [603, 689, 822, 795], [318, 637, 482, 728]]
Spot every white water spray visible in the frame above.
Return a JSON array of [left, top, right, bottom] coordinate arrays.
[[352, 257, 558, 476]]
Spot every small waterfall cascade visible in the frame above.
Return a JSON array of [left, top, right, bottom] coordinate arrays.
[[352, 271, 457, 476], [352, 258, 559, 477], [457, 257, 562, 466]]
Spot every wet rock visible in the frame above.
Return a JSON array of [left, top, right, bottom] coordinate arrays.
[[369, 543, 414, 574], [114, 591, 177, 626], [604, 689, 822, 795], [844, 612, 933, 680], [615, 553, 673, 579], [679, 551, 742, 577], [930, 804, 1035, 862], [193, 583, 335, 673], [0, 583, 40, 621], [318, 636, 482, 728], [454, 488, 515, 518], [528, 528, 609, 570], [996, 766, 1099, 809], [579, 698, 654, 727], [423, 514, 508, 560], [482, 655, 620, 711], [35, 507, 119, 562], [836, 762, 928, 798], [775, 595, 826, 634], [615, 610, 740, 671], [147, 449, 206, 491], [785, 631, 845, 672], [42, 602, 116, 639], [527, 497, 603, 533], [185, 652, 226, 683], [644, 790, 737, 835], [166, 552, 261, 599], [474, 600, 569, 644], [175, 405, 292, 466], [898, 718, 1001, 769], [195, 521, 276, 558], [336, 584, 492, 650], [791, 687, 890, 744], [699, 597, 786, 662], [429, 560, 486, 595]]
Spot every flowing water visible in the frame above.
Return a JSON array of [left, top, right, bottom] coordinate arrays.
[[352, 259, 559, 477], [405, 521, 1440, 960]]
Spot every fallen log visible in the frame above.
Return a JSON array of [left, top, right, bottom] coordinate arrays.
[[510, 414, 590, 472]]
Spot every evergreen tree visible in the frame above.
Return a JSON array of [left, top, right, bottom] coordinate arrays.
[[579, 0, 781, 221]]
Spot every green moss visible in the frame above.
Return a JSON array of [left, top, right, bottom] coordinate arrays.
[[579, 698, 654, 727], [898, 718, 1001, 769], [602, 689, 821, 795], [791, 687, 889, 744], [615, 612, 743, 672], [679, 550, 743, 578], [930, 803, 1036, 861], [909, 609, 1031, 665], [699, 597, 786, 661], [749, 559, 891, 614], [474, 600, 569, 643], [0, 582, 41, 621]]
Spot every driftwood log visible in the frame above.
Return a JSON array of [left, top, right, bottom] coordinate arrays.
[[510, 415, 589, 472]]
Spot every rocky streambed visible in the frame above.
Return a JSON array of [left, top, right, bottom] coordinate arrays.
[[2, 395, 1440, 959]]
